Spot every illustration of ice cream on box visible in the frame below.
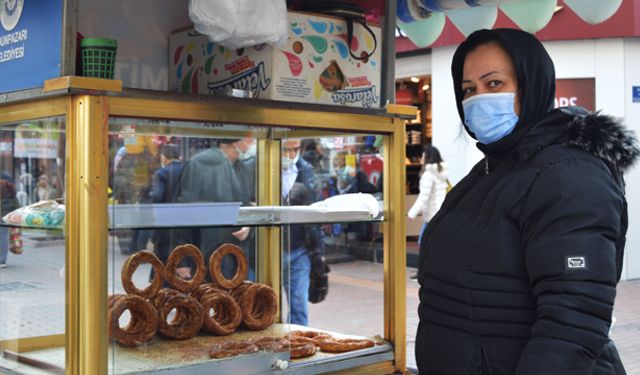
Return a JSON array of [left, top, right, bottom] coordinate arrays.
[[319, 61, 347, 92], [172, 31, 216, 94], [286, 16, 380, 108]]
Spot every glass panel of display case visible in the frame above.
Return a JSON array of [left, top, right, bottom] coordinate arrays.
[[107, 119, 285, 374], [279, 135, 391, 372], [107, 117, 266, 230], [106, 118, 383, 229], [105, 118, 391, 373], [107, 234, 292, 374], [0, 117, 67, 374]]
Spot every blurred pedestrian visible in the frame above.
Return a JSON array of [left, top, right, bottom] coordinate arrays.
[[407, 144, 448, 279], [0, 172, 19, 268], [282, 139, 329, 326], [175, 138, 251, 281], [149, 144, 187, 280], [407, 145, 448, 240]]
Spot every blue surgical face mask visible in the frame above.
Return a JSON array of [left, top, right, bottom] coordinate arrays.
[[462, 92, 519, 144]]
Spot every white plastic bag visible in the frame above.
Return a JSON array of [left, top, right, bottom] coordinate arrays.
[[311, 193, 380, 218], [189, 0, 288, 49]]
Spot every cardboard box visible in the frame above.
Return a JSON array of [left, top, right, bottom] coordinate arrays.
[[169, 12, 381, 108]]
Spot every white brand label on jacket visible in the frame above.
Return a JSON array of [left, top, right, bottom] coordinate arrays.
[[566, 256, 587, 270]]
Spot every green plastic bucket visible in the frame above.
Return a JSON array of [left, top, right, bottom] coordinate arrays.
[[80, 38, 117, 79]]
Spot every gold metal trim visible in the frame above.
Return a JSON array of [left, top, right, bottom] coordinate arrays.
[[272, 129, 373, 140], [0, 97, 68, 124], [108, 97, 396, 133], [383, 119, 407, 373], [386, 104, 418, 117], [256, 136, 283, 321], [66, 95, 109, 375], [44, 76, 123, 93], [0, 335, 65, 353]]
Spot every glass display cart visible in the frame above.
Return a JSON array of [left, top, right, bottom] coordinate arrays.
[[0, 77, 414, 374], [0, 0, 413, 372]]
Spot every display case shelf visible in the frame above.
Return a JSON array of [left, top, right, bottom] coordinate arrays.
[[0, 324, 392, 375]]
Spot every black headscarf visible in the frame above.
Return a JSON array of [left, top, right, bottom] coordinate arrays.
[[451, 29, 556, 157]]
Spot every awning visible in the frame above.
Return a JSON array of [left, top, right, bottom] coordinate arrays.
[[397, 0, 624, 47]]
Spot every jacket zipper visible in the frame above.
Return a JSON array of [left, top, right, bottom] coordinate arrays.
[[484, 157, 489, 175]]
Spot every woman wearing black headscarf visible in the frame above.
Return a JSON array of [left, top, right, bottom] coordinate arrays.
[[415, 29, 637, 375]]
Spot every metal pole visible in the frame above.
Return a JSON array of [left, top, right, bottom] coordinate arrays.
[[66, 95, 109, 375], [381, 0, 398, 107]]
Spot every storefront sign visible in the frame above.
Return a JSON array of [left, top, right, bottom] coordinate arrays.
[[0, 0, 64, 93], [14, 121, 61, 159], [14, 137, 58, 159], [633, 86, 640, 103], [555, 78, 595, 111]]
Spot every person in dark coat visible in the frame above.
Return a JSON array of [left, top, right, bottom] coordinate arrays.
[[282, 139, 329, 326], [148, 144, 186, 280], [149, 144, 183, 204], [232, 137, 257, 281], [174, 139, 250, 280], [415, 28, 638, 375]]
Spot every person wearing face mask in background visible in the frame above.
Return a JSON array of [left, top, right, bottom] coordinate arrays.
[[415, 29, 637, 375], [174, 138, 253, 281], [281, 139, 330, 326]]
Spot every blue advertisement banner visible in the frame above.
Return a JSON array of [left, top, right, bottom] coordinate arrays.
[[633, 86, 640, 103], [0, 0, 63, 93]]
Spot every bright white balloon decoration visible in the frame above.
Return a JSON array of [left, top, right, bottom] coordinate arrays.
[[446, 5, 498, 37], [396, 0, 623, 48], [563, 0, 623, 25], [398, 12, 447, 47], [499, 0, 558, 33]]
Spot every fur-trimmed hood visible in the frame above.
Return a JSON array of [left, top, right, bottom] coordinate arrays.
[[564, 108, 640, 172], [517, 106, 640, 174]]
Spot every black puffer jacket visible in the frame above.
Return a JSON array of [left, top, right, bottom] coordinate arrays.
[[416, 106, 638, 375]]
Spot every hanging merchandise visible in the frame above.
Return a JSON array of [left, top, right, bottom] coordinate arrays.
[[446, 5, 498, 37], [398, 0, 431, 23], [499, 0, 557, 33], [189, 0, 289, 49], [397, 0, 624, 47], [397, 12, 446, 48], [563, 0, 623, 25]]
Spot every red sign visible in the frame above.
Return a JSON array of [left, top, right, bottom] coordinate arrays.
[[359, 154, 383, 186], [555, 78, 595, 111], [396, 88, 413, 105]]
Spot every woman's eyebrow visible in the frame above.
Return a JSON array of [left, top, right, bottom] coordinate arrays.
[[462, 70, 501, 84], [479, 71, 500, 80]]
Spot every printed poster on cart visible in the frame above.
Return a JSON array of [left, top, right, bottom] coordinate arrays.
[[0, 0, 64, 93]]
